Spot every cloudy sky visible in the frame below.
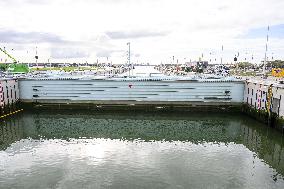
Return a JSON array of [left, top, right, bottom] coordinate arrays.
[[0, 0, 284, 64]]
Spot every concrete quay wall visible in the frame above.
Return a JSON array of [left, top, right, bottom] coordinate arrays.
[[243, 79, 284, 131], [0, 79, 20, 115]]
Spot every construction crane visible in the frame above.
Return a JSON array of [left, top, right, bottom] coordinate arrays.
[[0, 47, 18, 63]]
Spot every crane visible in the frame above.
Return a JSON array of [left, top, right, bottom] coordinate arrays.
[[0, 47, 18, 63]]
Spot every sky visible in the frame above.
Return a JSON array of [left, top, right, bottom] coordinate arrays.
[[0, 0, 284, 64]]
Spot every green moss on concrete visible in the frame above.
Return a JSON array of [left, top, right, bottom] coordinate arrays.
[[242, 104, 284, 132]]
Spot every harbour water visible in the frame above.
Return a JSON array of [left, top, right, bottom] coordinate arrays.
[[0, 111, 284, 189]]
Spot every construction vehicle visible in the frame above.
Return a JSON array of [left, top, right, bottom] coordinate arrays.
[[0, 47, 18, 63], [272, 68, 284, 77], [0, 47, 29, 73]]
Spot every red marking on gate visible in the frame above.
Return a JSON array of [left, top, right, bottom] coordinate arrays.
[[0, 82, 3, 106], [257, 84, 262, 110]]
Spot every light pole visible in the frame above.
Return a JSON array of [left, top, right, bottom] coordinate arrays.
[[221, 45, 223, 65], [127, 42, 131, 76], [263, 26, 269, 77], [35, 46, 38, 69], [48, 58, 51, 71], [234, 55, 238, 75]]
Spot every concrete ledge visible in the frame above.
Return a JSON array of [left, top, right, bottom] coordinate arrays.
[[20, 99, 241, 105], [20, 100, 242, 112]]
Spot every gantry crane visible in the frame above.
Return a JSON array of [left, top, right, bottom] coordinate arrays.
[[0, 47, 18, 63]]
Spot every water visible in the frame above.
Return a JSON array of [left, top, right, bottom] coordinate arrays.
[[0, 111, 284, 189]]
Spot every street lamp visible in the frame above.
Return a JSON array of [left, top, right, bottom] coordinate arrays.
[[127, 42, 131, 76], [234, 55, 238, 75]]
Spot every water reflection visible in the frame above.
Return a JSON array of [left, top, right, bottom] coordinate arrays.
[[0, 111, 284, 188], [0, 117, 24, 151], [4, 111, 245, 142]]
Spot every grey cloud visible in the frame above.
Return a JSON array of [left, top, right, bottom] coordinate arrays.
[[106, 30, 168, 39], [217, 5, 229, 11], [51, 48, 89, 59], [96, 50, 112, 58], [0, 0, 49, 5], [26, 0, 49, 3], [0, 30, 66, 44], [82, 0, 145, 4], [96, 49, 124, 58]]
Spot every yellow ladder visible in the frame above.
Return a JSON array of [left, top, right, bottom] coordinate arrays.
[[266, 84, 273, 114]]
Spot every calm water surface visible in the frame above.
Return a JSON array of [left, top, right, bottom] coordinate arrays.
[[0, 111, 284, 189]]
